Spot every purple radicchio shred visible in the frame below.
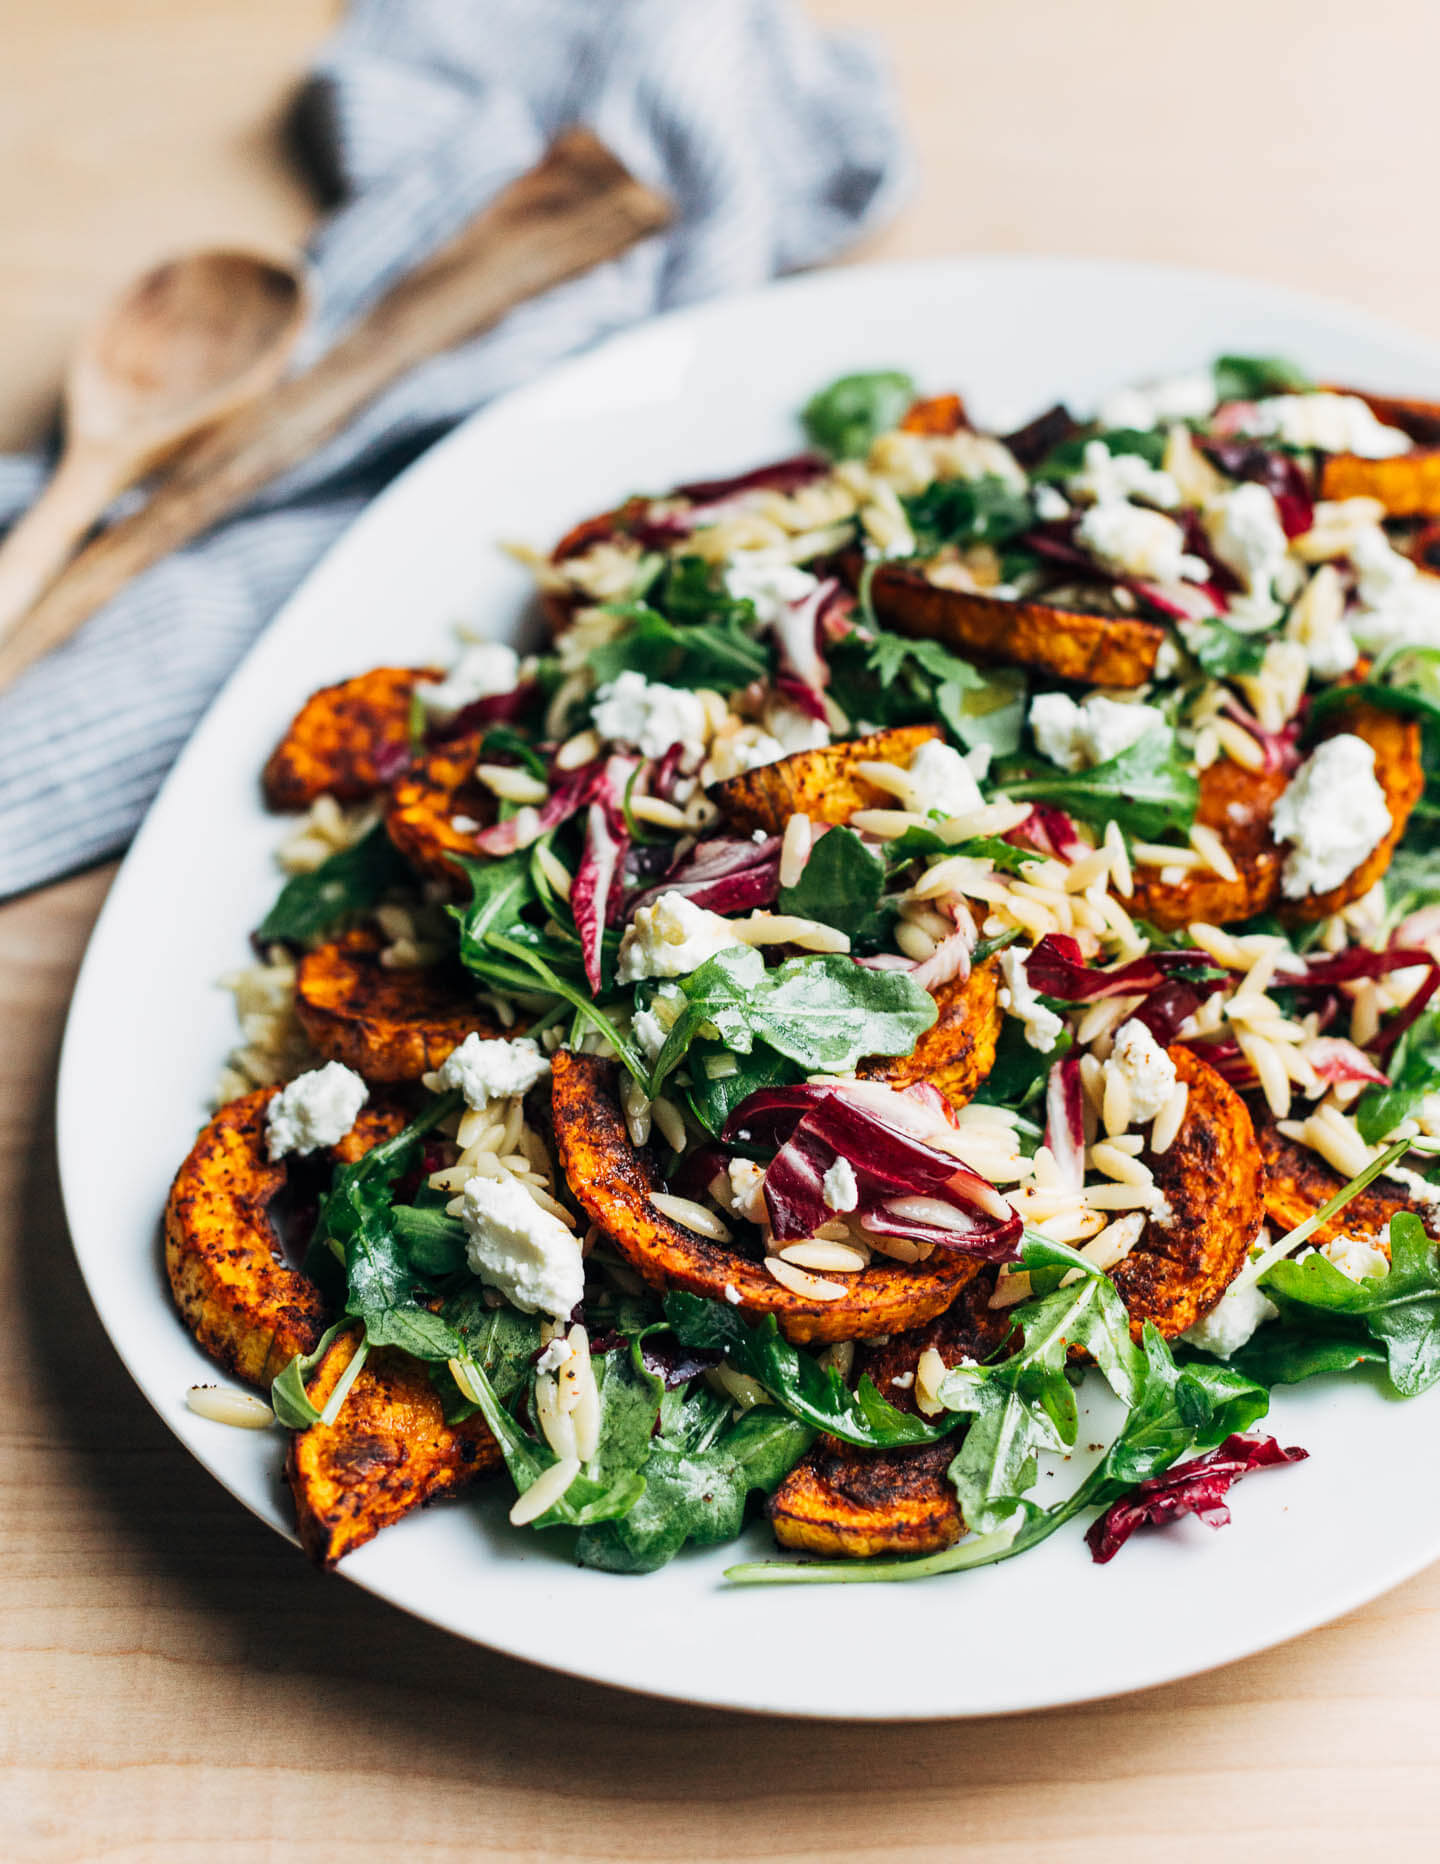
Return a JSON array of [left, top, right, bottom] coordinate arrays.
[[627, 834, 782, 920], [1003, 403, 1080, 469], [1197, 439, 1317, 538], [472, 755, 608, 857], [570, 756, 639, 992], [427, 681, 538, 744], [1085, 1434, 1308, 1564]]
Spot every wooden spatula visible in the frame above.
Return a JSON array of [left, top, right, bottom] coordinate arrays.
[[0, 128, 670, 692]]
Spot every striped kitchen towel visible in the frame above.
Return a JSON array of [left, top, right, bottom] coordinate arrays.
[[0, 0, 907, 899]]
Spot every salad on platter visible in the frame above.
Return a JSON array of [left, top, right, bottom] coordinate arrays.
[[168, 355, 1440, 1584]]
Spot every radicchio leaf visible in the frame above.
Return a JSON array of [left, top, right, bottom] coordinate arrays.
[[627, 834, 782, 919], [1044, 1056, 1085, 1192], [1085, 1432, 1308, 1564], [725, 1080, 1020, 1256], [1198, 439, 1316, 538], [1009, 804, 1083, 862], [1024, 934, 1221, 1004], [473, 756, 607, 857], [1217, 697, 1304, 774], [1306, 1037, 1390, 1087], [428, 682, 538, 743], [1275, 946, 1440, 1055], [772, 577, 839, 700], [631, 456, 830, 547], [571, 755, 639, 991]]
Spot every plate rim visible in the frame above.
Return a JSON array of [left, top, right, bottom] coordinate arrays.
[[55, 250, 1440, 1719]]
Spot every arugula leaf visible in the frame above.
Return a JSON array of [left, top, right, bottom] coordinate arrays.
[[901, 475, 1034, 554], [432, 1292, 543, 1423], [776, 825, 885, 941], [270, 1319, 364, 1430], [1356, 1009, 1440, 1144], [448, 852, 538, 977], [802, 370, 916, 459], [255, 824, 410, 945], [648, 946, 937, 1096], [451, 1354, 647, 1528], [1261, 1213, 1440, 1396], [576, 1404, 814, 1573], [664, 1292, 959, 1448], [1212, 354, 1314, 402], [683, 1043, 803, 1140], [941, 1384, 1040, 1535], [841, 631, 1006, 751], [1033, 427, 1167, 481], [391, 1205, 468, 1277], [724, 1323, 1269, 1587], [974, 1019, 1071, 1109], [589, 602, 770, 692], [1002, 730, 1200, 841], [883, 826, 1040, 876], [1228, 1326, 1385, 1386], [1188, 620, 1268, 680], [316, 1091, 466, 1362]]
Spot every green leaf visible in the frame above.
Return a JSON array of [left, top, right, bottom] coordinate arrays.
[[1356, 1010, 1440, 1145], [269, 1319, 363, 1430], [1212, 354, 1314, 402], [255, 824, 410, 945], [315, 1091, 467, 1362], [776, 825, 886, 940], [683, 1043, 803, 1140], [448, 852, 538, 976], [451, 1355, 647, 1529], [664, 1292, 959, 1448], [1228, 1325, 1385, 1386], [901, 475, 1034, 554], [649, 945, 936, 1096], [576, 1404, 814, 1573], [391, 1205, 468, 1278], [589, 602, 770, 692], [1189, 620, 1269, 679], [943, 1384, 1041, 1534], [432, 1292, 543, 1423], [1033, 427, 1167, 481], [1262, 1213, 1440, 1396], [1002, 729, 1200, 841], [974, 1019, 1072, 1109], [802, 370, 916, 459]]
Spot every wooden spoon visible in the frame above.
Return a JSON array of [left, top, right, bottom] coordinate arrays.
[[0, 129, 670, 693], [0, 250, 309, 642]]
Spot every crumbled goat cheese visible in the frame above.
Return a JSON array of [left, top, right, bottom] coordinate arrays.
[[437, 1033, 550, 1109], [1319, 1233, 1390, 1281], [265, 1062, 368, 1160], [905, 739, 984, 817], [1105, 1018, 1178, 1124], [1067, 440, 1180, 510], [1032, 483, 1070, 523], [416, 642, 521, 720], [765, 704, 829, 755], [459, 1175, 584, 1319], [724, 553, 820, 624], [727, 1158, 768, 1225], [535, 1337, 574, 1374], [1246, 392, 1411, 458], [1075, 501, 1201, 583], [592, 669, 708, 759], [998, 947, 1065, 1053], [1029, 691, 1166, 772], [1348, 526, 1440, 653], [730, 732, 789, 772], [1181, 1279, 1279, 1359], [617, 891, 746, 983], [1204, 483, 1289, 596], [1096, 372, 1218, 431], [630, 1002, 675, 1066], [1271, 734, 1392, 899], [822, 1156, 860, 1213]]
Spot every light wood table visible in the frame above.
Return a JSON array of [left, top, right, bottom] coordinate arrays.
[[5, 3, 1440, 1857]]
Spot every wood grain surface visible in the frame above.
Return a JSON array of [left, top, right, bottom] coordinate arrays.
[[6, 3, 1440, 1858]]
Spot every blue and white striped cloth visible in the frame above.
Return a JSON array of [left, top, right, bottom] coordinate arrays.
[[0, 0, 907, 899]]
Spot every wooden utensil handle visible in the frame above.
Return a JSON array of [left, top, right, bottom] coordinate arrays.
[[0, 129, 670, 690], [0, 444, 122, 640]]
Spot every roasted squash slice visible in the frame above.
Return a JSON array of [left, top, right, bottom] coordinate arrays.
[[286, 1329, 502, 1569], [861, 958, 1003, 1109], [384, 732, 498, 884], [900, 393, 968, 436], [1259, 1123, 1438, 1255], [864, 561, 1165, 690], [769, 1272, 1009, 1558], [1131, 699, 1424, 931], [551, 1050, 986, 1345], [1109, 1046, 1264, 1338], [262, 667, 436, 811], [1319, 388, 1440, 516], [295, 926, 504, 1082], [164, 1089, 407, 1388], [709, 722, 941, 835]]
